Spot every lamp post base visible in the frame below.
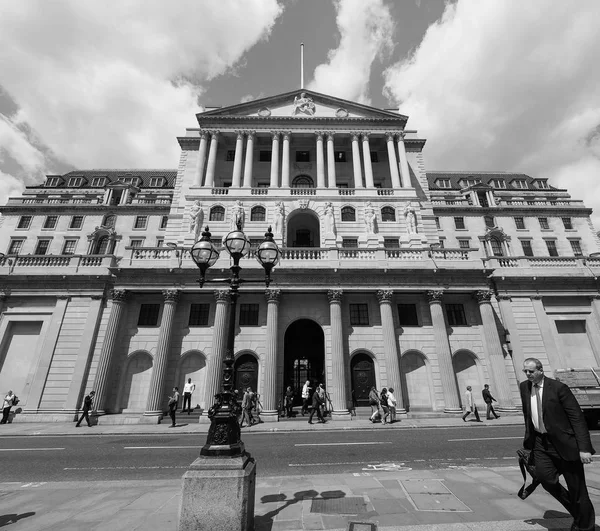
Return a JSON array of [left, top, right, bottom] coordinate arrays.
[[178, 453, 256, 531]]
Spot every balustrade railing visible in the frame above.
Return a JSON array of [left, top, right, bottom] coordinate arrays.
[[290, 188, 316, 196]]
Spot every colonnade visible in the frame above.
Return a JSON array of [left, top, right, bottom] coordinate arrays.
[[192, 130, 412, 190]]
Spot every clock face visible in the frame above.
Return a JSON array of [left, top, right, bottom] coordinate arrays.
[[336, 108, 349, 118], [258, 107, 271, 117]]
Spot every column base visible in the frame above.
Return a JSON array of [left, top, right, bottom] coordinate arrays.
[[140, 412, 163, 424], [496, 406, 520, 412], [395, 408, 408, 417], [331, 410, 351, 418], [443, 407, 464, 414], [259, 410, 278, 422]]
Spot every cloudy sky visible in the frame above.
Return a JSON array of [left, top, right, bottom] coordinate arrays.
[[1, 0, 600, 228]]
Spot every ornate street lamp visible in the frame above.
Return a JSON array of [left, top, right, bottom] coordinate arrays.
[[190, 224, 280, 457]]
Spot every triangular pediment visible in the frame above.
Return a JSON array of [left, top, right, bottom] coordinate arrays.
[[198, 89, 407, 122]]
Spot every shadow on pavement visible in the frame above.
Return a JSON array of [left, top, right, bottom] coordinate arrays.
[[0, 512, 35, 528], [255, 489, 347, 531], [523, 509, 575, 529]]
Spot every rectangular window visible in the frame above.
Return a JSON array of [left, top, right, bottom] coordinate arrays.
[[337, 183, 348, 188], [226, 150, 235, 162], [545, 240, 559, 257], [570, 240, 583, 257], [7, 239, 24, 254], [435, 217, 441, 229], [134, 216, 147, 229], [296, 151, 310, 162], [155, 238, 164, 247], [130, 239, 144, 248], [514, 217, 526, 230], [458, 239, 470, 249], [491, 179, 506, 189], [62, 240, 77, 255], [46, 177, 61, 187], [138, 304, 160, 326], [149, 177, 164, 187], [68, 177, 84, 187], [43, 216, 58, 229], [562, 217, 573, 230], [538, 217, 549, 230], [257, 182, 269, 188], [383, 238, 400, 249], [69, 215, 84, 229], [349, 303, 369, 326], [17, 216, 32, 229], [160, 215, 168, 229], [189, 303, 210, 326], [521, 240, 534, 257], [437, 179, 451, 188], [445, 304, 467, 326], [397, 304, 419, 326], [259, 151, 272, 162], [239, 303, 259, 326], [90, 177, 105, 187], [335, 151, 346, 162], [35, 239, 51, 255], [342, 238, 358, 248], [512, 180, 528, 189], [535, 180, 549, 189], [370, 151, 379, 163], [454, 217, 465, 230]]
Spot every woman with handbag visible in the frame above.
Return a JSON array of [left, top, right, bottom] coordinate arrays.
[[1, 390, 17, 424], [368, 386, 380, 422], [167, 387, 180, 428]]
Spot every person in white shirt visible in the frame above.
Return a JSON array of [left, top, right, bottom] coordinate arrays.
[[182, 378, 196, 414], [1, 390, 16, 424], [462, 385, 482, 422], [301, 380, 312, 416], [387, 388, 398, 423]]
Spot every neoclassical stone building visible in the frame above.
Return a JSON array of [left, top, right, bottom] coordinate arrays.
[[1, 89, 599, 424]]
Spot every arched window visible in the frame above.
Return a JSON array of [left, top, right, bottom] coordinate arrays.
[[484, 215, 495, 229], [250, 206, 266, 222], [292, 175, 314, 188], [341, 206, 356, 222], [102, 214, 116, 229], [94, 236, 110, 255], [490, 237, 503, 257], [209, 206, 225, 221], [381, 207, 396, 222]]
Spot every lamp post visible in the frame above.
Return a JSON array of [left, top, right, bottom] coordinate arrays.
[[179, 223, 280, 531]]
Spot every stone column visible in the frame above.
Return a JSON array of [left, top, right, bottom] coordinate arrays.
[[93, 289, 128, 414], [231, 131, 244, 188], [351, 133, 363, 188], [327, 290, 350, 416], [269, 132, 280, 188], [362, 133, 375, 188], [531, 295, 564, 370], [242, 131, 255, 188], [316, 132, 326, 188], [427, 290, 462, 413], [193, 131, 209, 187], [386, 133, 402, 189], [396, 132, 410, 188], [204, 131, 219, 188], [326, 132, 337, 188], [376, 290, 406, 414], [588, 295, 600, 366], [475, 290, 517, 411], [143, 290, 180, 421], [496, 295, 527, 382], [281, 132, 291, 188], [262, 289, 281, 422], [203, 290, 230, 415]]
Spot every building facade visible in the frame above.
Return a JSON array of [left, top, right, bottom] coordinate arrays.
[[1, 89, 600, 424]]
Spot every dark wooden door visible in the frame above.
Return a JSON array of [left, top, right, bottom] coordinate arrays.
[[234, 354, 258, 399], [351, 354, 375, 407]]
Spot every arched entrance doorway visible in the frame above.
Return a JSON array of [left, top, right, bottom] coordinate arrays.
[[400, 350, 433, 411], [351, 353, 375, 407], [286, 210, 320, 248], [284, 319, 325, 405], [234, 353, 258, 397], [453, 350, 482, 409], [120, 351, 153, 413]]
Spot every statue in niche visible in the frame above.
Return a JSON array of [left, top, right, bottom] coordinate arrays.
[[364, 201, 377, 234], [324, 202, 336, 236], [274, 201, 285, 237], [404, 204, 417, 235], [231, 200, 245, 230], [188, 200, 203, 240], [293, 92, 316, 116]]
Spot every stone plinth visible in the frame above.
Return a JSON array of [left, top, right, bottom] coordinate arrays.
[[178, 453, 256, 531], [259, 410, 279, 422]]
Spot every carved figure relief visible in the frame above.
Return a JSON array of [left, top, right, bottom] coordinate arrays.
[[292, 92, 316, 116], [364, 201, 377, 234], [404, 204, 417, 235], [230, 200, 245, 230], [188, 200, 203, 241], [274, 201, 285, 237], [324, 202, 336, 236]]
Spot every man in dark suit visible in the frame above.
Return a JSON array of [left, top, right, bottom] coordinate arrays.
[[520, 358, 595, 531], [482, 384, 500, 420], [75, 390, 95, 427]]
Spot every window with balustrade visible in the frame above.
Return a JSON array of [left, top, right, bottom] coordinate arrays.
[[35, 239, 51, 255], [341, 206, 356, 222], [569, 240, 583, 257], [7, 239, 24, 255], [520, 240, 534, 257], [490, 237, 504, 257], [62, 240, 78, 255], [292, 175, 314, 188], [458, 239, 470, 249], [209, 206, 225, 221], [342, 238, 358, 248], [545, 240, 559, 257], [381, 207, 396, 222], [130, 239, 144, 248], [383, 238, 399, 249], [250, 206, 266, 222]]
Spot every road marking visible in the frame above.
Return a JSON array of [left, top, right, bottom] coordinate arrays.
[[0, 448, 65, 451], [294, 442, 392, 447], [362, 463, 412, 472], [447, 436, 522, 442], [123, 446, 198, 450], [21, 482, 47, 488], [289, 461, 373, 467], [64, 466, 189, 470]]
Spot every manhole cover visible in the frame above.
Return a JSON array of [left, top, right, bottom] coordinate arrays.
[[311, 496, 367, 515], [348, 523, 377, 531]]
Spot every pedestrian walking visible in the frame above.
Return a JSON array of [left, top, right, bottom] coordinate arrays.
[[482, 384, 500, 420], [168, 387, 180, 427], [316, 383, 326, 417], [301, 380, 312, 416], [1, 390, 18, 425], [240, 387, 256, 427], [182, 378, 196, 414], [520, 358, 595, 531], [387, 387, 398, 423], [254, 393, 263, 424], [284, 386, 294, 418], [462, 385, 482, 422], [380, 388, 391, 424], [75, 390, 95, 427], [308, 386, 325, 424], [368, 386, 380, 422]]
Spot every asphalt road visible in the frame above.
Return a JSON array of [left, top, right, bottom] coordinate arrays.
[[0, 424, 569, 483]]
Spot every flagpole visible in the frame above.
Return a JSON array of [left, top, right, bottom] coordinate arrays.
[[300, 42, 304, 89]]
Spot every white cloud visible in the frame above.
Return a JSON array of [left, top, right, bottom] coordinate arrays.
[[308, 0, 393, 104], [0, 0, 283, 174], [0, 171, 25, 207], [383, 0, 600, 229]]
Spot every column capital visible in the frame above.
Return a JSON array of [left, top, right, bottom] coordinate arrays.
[[209, 130, 220, 137], [351, 132, 361, 142], [271, 131, 281, 139], [282, 131, 291, 141], [474, 290, 493, 303], [376, 289, 394, 303], [246, 130, 256, 138], [361, 132, 370, 140], [497, 294, 512, 301], [385, 132, 396, 142], [327, 289, 343, 303], [199, 130, 210, 140], [56, 295, 71, 301], [214, 289, 231, 303], [110, 289, 128, 303], [234, 130, 245, 140], [162, 289, 181, 303], [531, 294, 543, 300], [426, 290, 444, 303], [326, 131, 335, 139], [265, 289, 281, 303], [396, 131, 406, 140], [315, 131, 324, 141]]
